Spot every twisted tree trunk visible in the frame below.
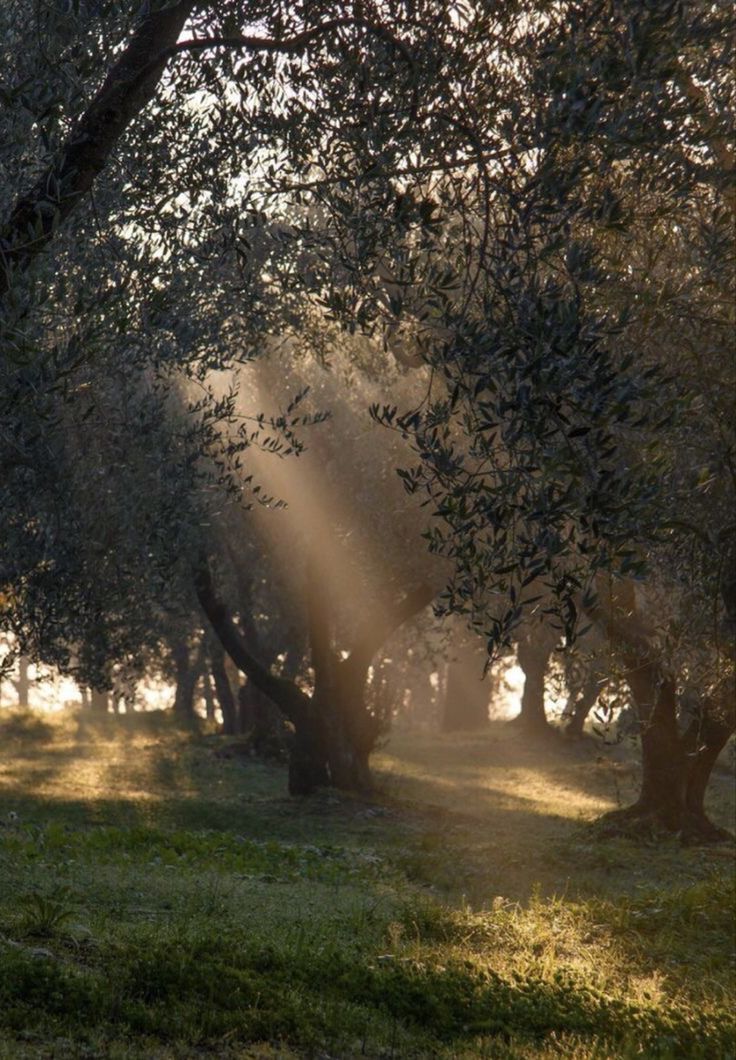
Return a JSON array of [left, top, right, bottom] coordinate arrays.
[[590, 580, 734, 842], [195, 556, 434, 795], [306, 656, 377, 795]]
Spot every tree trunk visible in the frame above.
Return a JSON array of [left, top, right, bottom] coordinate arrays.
[[195, 556, 434, 797], [287, 560, 385, 795], [0, 1, 197, 298], [90, 688, 109, 714], [288, 704, 331, 795], [290, 691, 375, 797], [602, 653, 733, 842], [172, 642, 200, 720], [681, 706, 735, 840], [201, 670, 216, 721], [326, 663, 376, 793], [279, 688, 374, 793], [633, 673, 688, 830], [442, 635, 490, 731], [15, 656, 31, 707], [514, 633, 556, 735], [210, 640, 237, 734], [563, 671, 601, 738], [586, 579, 734, 842]]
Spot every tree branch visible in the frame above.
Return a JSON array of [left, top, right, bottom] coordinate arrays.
[[194, 556, 309, 723], [345, 582, 436, 678], [156, 18, 414, 68], [0, 0, 198, 299]]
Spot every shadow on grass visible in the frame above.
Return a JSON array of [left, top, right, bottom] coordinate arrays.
[[0, 710, 56, 743]]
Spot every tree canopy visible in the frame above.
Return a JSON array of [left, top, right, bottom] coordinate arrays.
[[0, 2, 733, 791]]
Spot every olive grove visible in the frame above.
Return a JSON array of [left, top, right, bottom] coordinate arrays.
[[0, 1, 733, 831]]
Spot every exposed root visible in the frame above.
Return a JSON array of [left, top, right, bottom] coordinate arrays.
[[593, 803, 734, 846], [680, 813, 734, 847]]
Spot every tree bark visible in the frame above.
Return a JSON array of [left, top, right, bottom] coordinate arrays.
[[0, 0, 198, 297], [172, 640, 202, 720], [319, 658, 377, 794], [589, 580, 734, 842], [288, 700, 331, 795], [292, 561, 433, 793], [681, 699, 735, 838], [194, 559, 313, 769], [628, 667, 687, 830], [195, 555, 434, 795]]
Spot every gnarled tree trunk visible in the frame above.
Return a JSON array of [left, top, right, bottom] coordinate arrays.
[[288, 561, 378, 794], [590, 580, 734, 842], [605, 666, 734, 841], [195, 555, 434, 797], [307, 654, 377, 794]]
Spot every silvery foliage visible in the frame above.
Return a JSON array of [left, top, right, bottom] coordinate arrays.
[[0, 0, 733, 681]]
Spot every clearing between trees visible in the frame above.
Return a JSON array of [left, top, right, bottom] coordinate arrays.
[[0, 711, 733, 1059]]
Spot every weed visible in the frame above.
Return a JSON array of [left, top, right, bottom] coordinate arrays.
[[17, 886, 77, 938]]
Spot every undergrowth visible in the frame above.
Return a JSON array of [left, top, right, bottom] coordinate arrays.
[[0, 711, 733, 1058]]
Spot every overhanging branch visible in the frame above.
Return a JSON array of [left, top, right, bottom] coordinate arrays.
[[154, 18, 414, 69], [0, 0, 199, 298]]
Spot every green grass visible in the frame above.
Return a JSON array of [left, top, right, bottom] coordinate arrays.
[[0, 710, 733, 1058]]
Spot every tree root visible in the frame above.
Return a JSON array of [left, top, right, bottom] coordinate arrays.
[[593, 803, 734, 846]]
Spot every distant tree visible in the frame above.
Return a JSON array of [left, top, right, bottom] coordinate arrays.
[[510, 625, 560, 738], [441, 624, 490, 732]]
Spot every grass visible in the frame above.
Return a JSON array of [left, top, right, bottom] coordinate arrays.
[[0, 709, 733, 1058]]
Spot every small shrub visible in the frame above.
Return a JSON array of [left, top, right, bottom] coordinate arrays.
[[18, 886, 77, 938]]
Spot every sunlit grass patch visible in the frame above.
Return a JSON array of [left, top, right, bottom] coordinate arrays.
[[0, 923, 732, 1058], [0, 713, 733, 1057]]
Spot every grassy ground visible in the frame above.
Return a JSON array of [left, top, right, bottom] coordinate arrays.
[[0, 709, 733, 1059]]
